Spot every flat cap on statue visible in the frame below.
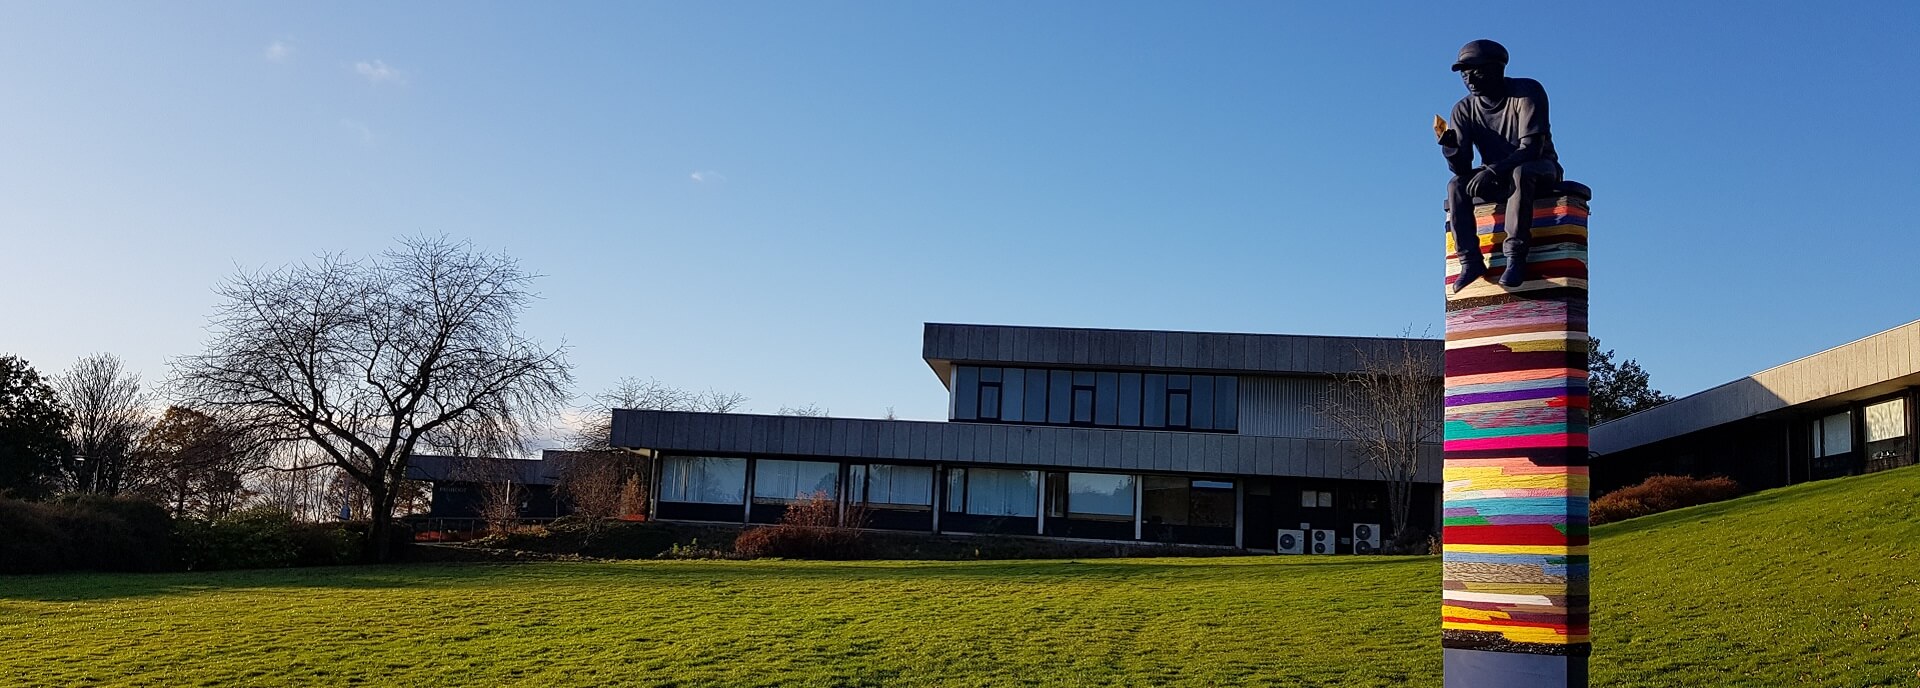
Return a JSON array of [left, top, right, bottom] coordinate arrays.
[[1451, 39, 1509, 71]]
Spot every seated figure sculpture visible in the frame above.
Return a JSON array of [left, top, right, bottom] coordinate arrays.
[[1438, 39, 1564, 291]]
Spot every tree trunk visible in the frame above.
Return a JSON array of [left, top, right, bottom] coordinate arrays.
[[365, 486, 399, 563]]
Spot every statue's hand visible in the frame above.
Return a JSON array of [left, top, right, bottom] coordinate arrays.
[[1464, 166, 1500, 199]]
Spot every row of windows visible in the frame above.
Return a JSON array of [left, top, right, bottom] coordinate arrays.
[[657, 455, 1391, 521], [660, 456, 1241, 528], [951, 366, 1240, 432]]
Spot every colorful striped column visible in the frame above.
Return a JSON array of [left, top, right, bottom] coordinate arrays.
[[1441, 192, 1591, 686]]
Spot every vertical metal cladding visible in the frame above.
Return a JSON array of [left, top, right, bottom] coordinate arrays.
[[1441, 195, 1592, 659]]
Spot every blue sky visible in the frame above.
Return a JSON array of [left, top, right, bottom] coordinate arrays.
[[3, 2, 1918, 431]]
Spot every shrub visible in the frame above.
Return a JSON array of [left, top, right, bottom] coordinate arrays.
[[1591, 474, 1741, 525], [175, 507, 299, 571], [0, 496, 177, 574], [732, 493, 868, 560]]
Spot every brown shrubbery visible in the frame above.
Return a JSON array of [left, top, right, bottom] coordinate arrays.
[[1590, 474, 1741, 525], [732, 493, 868, 559]]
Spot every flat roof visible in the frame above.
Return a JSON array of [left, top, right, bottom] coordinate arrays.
[[1592, 319, 1920, 455], [922, 322, 1441, 387]]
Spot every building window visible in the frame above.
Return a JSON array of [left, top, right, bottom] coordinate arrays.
[[1067, 472, 1134, 521], [1024, 369, 1049, 423], [964, 468, 1039, 517], [751, 459, 838, 502], [660, 456, 747, 504], [953, 366, 979, 421], [949, 365, 1238, 432], [1301, 489, 1334, 508], [1142, 476, 1234, 528], [1811, 411, 1853, 457], [1863, 398, 1913, 473], [1049, 370, 1073, 424], [854, 464, 934, 510], [945, 467, 967, 512], [1144, 374, 1168, 428]]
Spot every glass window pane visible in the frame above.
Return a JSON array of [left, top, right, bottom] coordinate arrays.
[[866, 464, 933, 507], [848, 464, 867, 503], [1168, 374, 1191, 391], [1001, 369, 1024, 421], [1189, 480, 1235, 528], [1301, 490, 1318, 508], [1141, 475, 1188, 526], [1144, 374, 1167, 428], [1215, 376, 1238, 431], [980, 385, 1001, 420], [953, 366, 978, 421], [945, 468, 966, 512], [1025, 369, 1050, 422], [1169, 392, 1189, 427], [1866, 398, 1907, 441], [1190, 376, 1215, 430], [981, 367, 1002, 383], [1074, 371, 1095, 386], [1073, 388, 1095, 424], [1049, 370, 1073, 424], [660, 456, 746, 504], [1068, 472, 1134, 519], [1821, 411, 1852, 456], [752, 459, 839, 501], [1118, 373, 1142, 427], [965, 469, 1038, 517], [1095, 372, 1119, 426]]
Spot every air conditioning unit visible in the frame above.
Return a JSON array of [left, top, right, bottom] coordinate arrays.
[[1275, 529, 1304, 554], [1310, 529, 1337, 555], [1353, 523, 1382, 554]]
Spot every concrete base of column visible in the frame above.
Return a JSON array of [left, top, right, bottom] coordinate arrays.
[[1444, 648, 1588, 688]]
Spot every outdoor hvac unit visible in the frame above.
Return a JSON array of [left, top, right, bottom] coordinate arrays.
[[1353, 523, 1382, 554], [1310, 529, 1337, 555], [1275, 529, 1305, 555]]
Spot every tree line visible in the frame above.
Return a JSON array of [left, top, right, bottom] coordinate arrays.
[[1, 236, 850, 562]]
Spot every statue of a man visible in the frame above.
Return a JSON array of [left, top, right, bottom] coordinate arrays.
[[1438, 39, 1562, 291]]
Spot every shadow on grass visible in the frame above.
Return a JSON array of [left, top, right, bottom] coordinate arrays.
[[0, 555, 1434, 603]]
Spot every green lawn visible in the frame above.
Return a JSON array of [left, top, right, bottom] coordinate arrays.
[[3, 466, 1915, 687]]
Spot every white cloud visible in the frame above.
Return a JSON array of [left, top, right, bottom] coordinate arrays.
[[690, 170, 727, 183], [354, 59, 405, 85], [339, 119, 373, 144], [264, 40, 294, 62]]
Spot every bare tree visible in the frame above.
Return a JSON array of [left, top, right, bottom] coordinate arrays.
[[52, 353, 151, 495], [556, 452, 649, 534], [777, 403, 829, 417], [249, 452, 331, 521], [569, 377, 746, 452], [170, 236, 572, 560], [1312, 335, 1442, 549]]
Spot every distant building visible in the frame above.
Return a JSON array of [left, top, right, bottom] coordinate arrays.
[[1592, 319, 1920, 493], [407, 451, 592, 520], [603, 323, 1442, 551]]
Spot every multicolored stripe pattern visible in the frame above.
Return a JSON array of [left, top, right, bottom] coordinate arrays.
[[1441, 194, 1591, 657]]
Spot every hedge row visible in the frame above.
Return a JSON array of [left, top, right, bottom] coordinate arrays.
[[0, 496, 399, 574]]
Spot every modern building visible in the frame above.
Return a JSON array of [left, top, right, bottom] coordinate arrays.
[[1591, 319, 1920, 493], [407, 451, 587, 521], [604, 323, 1443, 551]]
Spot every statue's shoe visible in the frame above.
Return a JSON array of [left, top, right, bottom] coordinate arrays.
[[1452, 261, 1486, 294], [1497, 258, 1527, 287]]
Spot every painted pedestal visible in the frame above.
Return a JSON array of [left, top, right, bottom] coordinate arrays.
[[1441, 192, 1591, 687]]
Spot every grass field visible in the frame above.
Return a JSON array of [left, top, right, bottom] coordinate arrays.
[[3, 466, 1915, 687]]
